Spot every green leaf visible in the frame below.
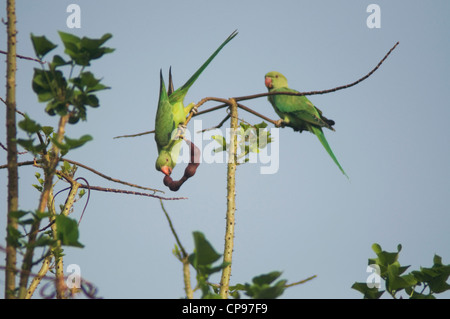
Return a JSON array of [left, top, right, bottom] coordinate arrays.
[[32, 69, 54, 102], [32, 184, 43, 192], [351, 282, 385, 299], [372, 243, 382, 254], [50, 55, 70, 69], [58, 31, 114, 66], [190, 231, 221, 267], [62, 160, 71, 172], [17, 138, 46, 155], [45, 100, 67, 117], [387, 265, 417, 292], [10, 210, 30, 220], [32, 68, 68, 108], [254, 121, 268, 129], [64, 134, 93, 149], [34, 234, 56, 248], [6, 225, 23, 248], [371, 243, 401, 272], [86, 94, 99, 107], [252, 271, 282, 286], [55, 215, 84, 248], [51, 134, 92, 155], [41, 126, 54, 137], [211, 135, 227, 153], [245, 277, 287, 299], [30, 34, 57, 58], [70, 71, 109, 93], [80, 33, 113, 53], [18, 114, 42, 134], [58, 31, 81, 58], [412, 255, 450, 294], [408, 290, 436, 299], [237, 271, 289, 299]]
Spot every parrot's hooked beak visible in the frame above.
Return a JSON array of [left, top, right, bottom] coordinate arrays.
[[265, 76, 272, 89], [161, 166, 172, 176]]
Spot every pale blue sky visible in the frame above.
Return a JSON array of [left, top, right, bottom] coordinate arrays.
[[1, 0, 450, 298]]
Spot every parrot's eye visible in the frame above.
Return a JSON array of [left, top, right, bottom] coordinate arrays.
[[275, 75, 278, 78]]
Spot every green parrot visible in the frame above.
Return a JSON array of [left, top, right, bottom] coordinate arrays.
[[264, 71, 348, 178], [155, 30, 238, 176]]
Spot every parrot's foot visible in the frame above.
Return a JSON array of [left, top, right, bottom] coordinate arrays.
[[184, 102, 197, 116], [274, 119, 286, 128], [174, 124, 186, 140]]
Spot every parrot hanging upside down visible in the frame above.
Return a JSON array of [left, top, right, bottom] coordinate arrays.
[[264, 71, 348, 178], [154, 30, 238, 177]]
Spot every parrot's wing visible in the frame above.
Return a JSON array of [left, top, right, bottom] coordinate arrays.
[[155, 70, 176, 150], [291, 109, 335, 131], [271, 89, 334, 130], [169, 30, 238, 104]]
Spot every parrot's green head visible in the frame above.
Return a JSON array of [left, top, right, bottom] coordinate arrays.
[[155, 151, 174, 176], [265, 71, 288, 90]]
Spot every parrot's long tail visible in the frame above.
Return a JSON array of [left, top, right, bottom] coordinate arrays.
[[311, 126, 348, 178]]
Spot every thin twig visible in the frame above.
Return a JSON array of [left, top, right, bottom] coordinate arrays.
[[62, 158, 164, 194], [0, 49, 45, 64], [159, 200, 188, 257], [284, 275, 317, 288], [77, 183, 186, 200], [194, 103, 228, 117], [198, 114, 231, 133], [197, 102, 280, 133], [159, 200, 193, 298], [0, 158, 165, 194], [237, 103, 279, 125], [113, 130, 154, 139], [183, 97, 232, 130], [113, 103, 230, 139], [74, 177, 91, 225]]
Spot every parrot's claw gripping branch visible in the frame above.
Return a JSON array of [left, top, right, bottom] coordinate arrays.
[[275, 119, 286, 128], [175, 124, 187, 140]]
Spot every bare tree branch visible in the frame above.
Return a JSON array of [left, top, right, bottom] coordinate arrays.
[[0, 49, 45, 64], [77, 183, 186, 200]]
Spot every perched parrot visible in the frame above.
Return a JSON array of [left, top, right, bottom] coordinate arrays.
[[155, 30, 238, 176], [264, 71, 348, 178]]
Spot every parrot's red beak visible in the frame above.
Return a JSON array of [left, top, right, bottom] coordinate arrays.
[[265, 77, 272, 89], [161, 166, 172, 176]]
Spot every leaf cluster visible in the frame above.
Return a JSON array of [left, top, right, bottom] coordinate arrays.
[[187, 231, 229, 299], [185, 232, 292, 299], [212, 121, 272, 163], [352, 243, 450, 299], [230, 271, 287, 299], [31, 32, 112, 123], [7, 210, 83, 251], [17, 32, 113, 157]]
